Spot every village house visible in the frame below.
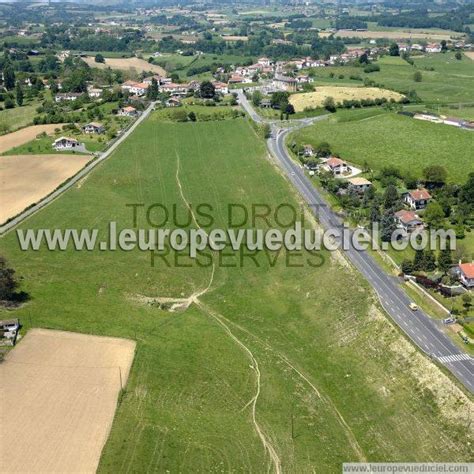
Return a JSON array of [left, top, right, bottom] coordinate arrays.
[[228, 73, 245, 84], [118, 106, 138, 117], [303, 144, 314, 157], [53, 137, 80, 151], [87, 87, 103, 99], [347, 177, 372, 193], [272, 74, 297, 92], [55, 92, 81, 102], [142, 74, 163, 85], [458, 263, 474, 288], [166, 97, 182, 107], [260, 99, 272, 108], [0, 318, 20, 346], [257, 57, 272, 67], [82, 122, 104, 134], [326, 157, 350, 176], [121, 80, 148, 96], [212, 81, 229, 95], [405, 188, 432, 210], [425, 43, 441, 53], [394, 210, 424, 233], [160, 82, 190, 96]]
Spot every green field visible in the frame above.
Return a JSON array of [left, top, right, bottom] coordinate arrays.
[[0, 104, 38, 134], [1, 115, 472, 471], [310, 53, 474, 104], [293, 110, 473, 183]]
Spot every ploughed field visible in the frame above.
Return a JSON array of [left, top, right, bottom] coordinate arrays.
[[1, 114, 472, 472]]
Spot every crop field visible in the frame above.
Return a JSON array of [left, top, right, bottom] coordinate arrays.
[[0, 153, 92, 224], [289, 87, 404, 111], [293, 111, 473, 183], [310, 54, 474, 104], [1, 116, 472, 472], [0, 124, 63, 154], [0, 329, 135, 473], [83, 56, 167, 76]]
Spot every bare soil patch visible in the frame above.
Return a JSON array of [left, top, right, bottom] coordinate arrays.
[[290, 86, 404, 112], [465, 52, 474, 61], [0, 329, 135, 473], [83, 56, 167, 76], [0, 154, 92, 224], [0, 124, 64, 155]]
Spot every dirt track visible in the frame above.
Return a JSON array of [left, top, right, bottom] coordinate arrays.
[[0, 329, 135, 473], [0, 154, 92, 224], [83, 56, 167, 76], [0, 124, 64, 154]]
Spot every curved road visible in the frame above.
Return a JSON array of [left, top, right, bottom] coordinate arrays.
[[237, 90, 474, 394]]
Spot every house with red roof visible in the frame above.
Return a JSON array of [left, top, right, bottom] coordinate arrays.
[[394, 210, 423, 233], [326, 157, 350, 176], [405, 188, 432, 210], [458, 263, 474, 288]]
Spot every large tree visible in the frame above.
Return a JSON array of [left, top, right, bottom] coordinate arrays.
[[424, 201, 445, 229], [15, 82, 23, 106], [3, 64, 16, 90], [199, 81, 215, 99], [423, 165, 447, 187], [0, 257, 18, 301]]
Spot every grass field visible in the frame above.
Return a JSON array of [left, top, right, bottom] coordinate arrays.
[[309, 53, 474, 104], [1, 116, 472, 471], [83, 56, 167, 77], [0, 104, 38, 135], [290, 87, 404, 111], [293, 110, 473, 183]]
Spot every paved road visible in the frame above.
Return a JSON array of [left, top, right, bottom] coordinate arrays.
[[237, 90, 474, 394], [0, 102, 156, 235]]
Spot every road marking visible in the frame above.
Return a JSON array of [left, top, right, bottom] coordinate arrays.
[[437, 354, 472, 363]]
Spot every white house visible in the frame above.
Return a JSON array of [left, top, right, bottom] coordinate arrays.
[[394, 210, 423, 233], [458, 263, 474, 288], [118, 106, 138, 117], [87, 87, 103, 98], [326, 157, 350, 176], [212, 81, 229, 95], [405, 188, 432, 210], [55, 92, 81, 102], [82, 122, 104, 134], [257, 57, 272, 67], [425, 43, 441, 53], [53, 137, 80, 150], [347, 177, 372, 193], [121, 80, 148, 96]]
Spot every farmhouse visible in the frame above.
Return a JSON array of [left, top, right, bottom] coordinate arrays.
[[326, 157, 349, 176], [303, 144, 314, 157], [118, 106, 138, 117], [160, 82, 189, 96], [394, 210, 423, 233], [212, 81, 229, 95], [82, 122, 104, 134], [347, 177, 372, 193], [53, 137, 80, 150], [143, 74, 163, 85], [458, 263, 474, 288], [405, 188, 432, 210], [87, 87, 103, 98], [55, 92, 81, 102], [425, 43, 442, 53]]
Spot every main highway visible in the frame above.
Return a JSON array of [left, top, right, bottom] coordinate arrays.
[[237, 90, 474, 394]]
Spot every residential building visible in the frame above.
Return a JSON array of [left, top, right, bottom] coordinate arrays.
[[55, 92, 81, 102], [121, 80, 148, 96], [118, 106, 138, 117], [212, 81, 229, 95], [458, 263, 474, 288], [326, 157, 350, 176], [166, 97, 182, 107], [394, 210, 423, 232], [82, 122, 104, 134], [405, 188, 432, 210], [53, 137, 80, 150], [303, 144, 314, 157], [425, 43, 441, 53], [272, 74, 297, 92], [347, 177, 372, 193]]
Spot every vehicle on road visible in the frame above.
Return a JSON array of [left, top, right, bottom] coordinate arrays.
[[409, 302, 418, 311], [443, 317, 456, 325]]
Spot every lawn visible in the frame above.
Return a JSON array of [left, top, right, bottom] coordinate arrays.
[[292, 110, 473, 183], [1, 116, 472, 471]]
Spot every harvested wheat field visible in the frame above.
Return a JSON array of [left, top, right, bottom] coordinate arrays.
[[0, 329, 135, 473], [290, 86, 404, 111], [335, 29, 459, 40], [0, 124, 64, 155], [83, 56, 167, 76], [0, 154, 91, 223]]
